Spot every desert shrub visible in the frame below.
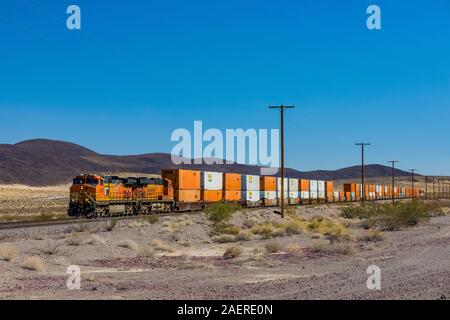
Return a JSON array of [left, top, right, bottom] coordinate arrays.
[[235, 230, 254, 241], [340, 200, 443, 231], [285, 243, 303, 255], [243, 219, 256, 229], [223, 245, 242, 259], [23, 256, 45, 271], [215, 234, 236, 243], [307, 217, 352, 242], [150, 239, 176, 253], [65, 236, 83, 246], [311, 242, 355, 255], [137, 246, 155, 258], [250, 223, 274, 238], [0, 244, 17, 261], [359, 230, 384, 242], [205, 203, 242, 225], [118, 239, 139, 251], [143, 214, 159, 224], [272, 228, 286, 237], [265, 241, 283, 253], [285, 219, 306, 235], [42, 240, 62, 256]]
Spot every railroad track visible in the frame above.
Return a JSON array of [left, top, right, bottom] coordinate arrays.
[[0, 197, 422, 231]]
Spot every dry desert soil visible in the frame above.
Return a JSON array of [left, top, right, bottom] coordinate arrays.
[[0, 186, 449, 300]]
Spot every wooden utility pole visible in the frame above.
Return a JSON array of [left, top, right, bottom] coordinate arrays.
[[388, 160, 399, 204], [410, 169, 417, 198], [355, 143, 371, 203], [269, 105, 295, 218]]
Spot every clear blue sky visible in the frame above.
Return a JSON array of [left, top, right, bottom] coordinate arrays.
[[0, 0, 449, 175]]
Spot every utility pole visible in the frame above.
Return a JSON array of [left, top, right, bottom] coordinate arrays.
[[355, 143, 371, 203], [425, 176, 428, 200], [388, 161, 399, 204], [269, 105, 295, 218], [433, 177, 436, 199], [410, 169, 417, 198]]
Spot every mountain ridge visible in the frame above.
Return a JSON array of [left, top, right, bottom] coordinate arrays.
[[0, 139, 418, 186]]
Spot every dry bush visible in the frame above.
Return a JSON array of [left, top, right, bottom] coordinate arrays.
[[265, 241, 283, 253], [311, 242, 355, 255], [22, 256, 45, 272], [359, 230, 384, 242], [307, 217, 353, 242], [118, 239, 139, 251], [285, 243, 303, 255], [42, 240, 63, 256], [137, 246, 156, 258], [0, 244, 17, 261], [86, 234, 106, 245], [272, 228, 286, 238], [285, 219, 306, 235], [250, 223, 274, 238], [65, 236, 84, 247], [223, 245, 243, 259], [149, 239, 175, 253], [235, 230, 254, 241], [143, 214, 159, 225], [243, 219, 256, 229], [214, 234, 236, 243]]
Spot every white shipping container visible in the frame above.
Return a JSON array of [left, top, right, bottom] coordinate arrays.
[[309, 180, 318, 193], [351, 192, 356, 199], [318, 192, 326, 199], [333, 192, 340, 198], [201, 171, 223, 190], [300, 191, 310, 199], [289, 178, 299, 192], [262, 191, 276, 200], [277, 178, 289, 192], [243, 175, 260, 191], [289, 191, 299, 199], [242, 191, 260, 202], [318, 181, 325, 192], [310, 191, 318, 199]]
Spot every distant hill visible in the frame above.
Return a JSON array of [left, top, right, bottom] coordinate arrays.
[[0, 139, 417, 186]]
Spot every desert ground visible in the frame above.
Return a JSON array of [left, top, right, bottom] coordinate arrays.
[[0, 185, 449, 300]]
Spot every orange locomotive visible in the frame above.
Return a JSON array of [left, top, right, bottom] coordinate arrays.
[[68, 174, 173, 217]]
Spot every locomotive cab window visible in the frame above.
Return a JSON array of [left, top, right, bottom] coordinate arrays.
[[73, 178, 84, 185], [86, 178, 99, 185]]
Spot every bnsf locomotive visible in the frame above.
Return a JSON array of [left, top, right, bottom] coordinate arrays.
[[68, 169, 423, 218]]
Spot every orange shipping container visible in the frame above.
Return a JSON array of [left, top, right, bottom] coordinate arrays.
[[174, 190, 201, 202], [326, 181, 334, 192], [202, 190, 223, 202], [162, 169, 200, 190], [223, 173, 241, 191], [345, 192, 352, 200], [224, 190, 241, 201], [339, 192, 345, 200], [260, 176, 277, 191], [300, 180, 310, 191]]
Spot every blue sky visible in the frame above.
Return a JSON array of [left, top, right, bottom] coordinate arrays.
[[0, 0, 449, 175]]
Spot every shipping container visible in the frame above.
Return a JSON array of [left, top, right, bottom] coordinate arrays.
[[201, 171, 223, 191], [202, 190, 223, 202], [289, 192, 300, 204], [162, 169, 200, 190], [289, 178, 299, 192], [241, 191, 261, 202], [223, 173, 241, 191], [174, 190, 201, 202], [277, 178, 289, 199], [300, 180, 310, 191], [224, 190, 241, 201], [326, 181, 334, 192], [310, 180, 318, 193], [318, 181, 326, 192], [310, 191, 318, 199], [261, 191, 277, 206], [260, 176, 277, 191], [300, 191, 310, 199], [242, 175, 260, 191], [318, 191, 326, 199]]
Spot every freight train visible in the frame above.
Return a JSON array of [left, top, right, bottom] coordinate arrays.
[[68, 169, 424, 218]]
